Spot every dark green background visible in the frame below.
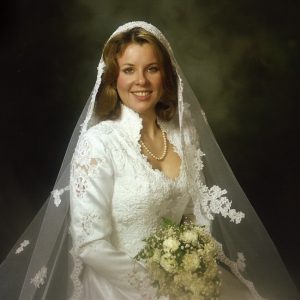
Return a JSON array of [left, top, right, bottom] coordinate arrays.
[[1, 0, 299, 291]]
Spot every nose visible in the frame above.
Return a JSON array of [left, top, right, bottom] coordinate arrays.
[[136, 70, 147, 85]]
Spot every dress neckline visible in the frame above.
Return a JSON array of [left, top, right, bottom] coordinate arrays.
[[140, 150, 184, 183], [116, 104, 183, 182]]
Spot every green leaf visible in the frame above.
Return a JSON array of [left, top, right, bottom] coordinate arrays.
[[161, 217, 175, 227]]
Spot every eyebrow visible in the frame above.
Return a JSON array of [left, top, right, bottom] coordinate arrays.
[[120, 62, 159, 67]]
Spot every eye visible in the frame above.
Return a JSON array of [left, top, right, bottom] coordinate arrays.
[[148, 66, 159, 73], [122, 67, 134, 74]]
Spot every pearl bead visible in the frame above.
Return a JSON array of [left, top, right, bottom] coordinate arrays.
[[140, 128, 168, 161]]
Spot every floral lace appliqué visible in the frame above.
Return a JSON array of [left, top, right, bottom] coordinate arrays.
[[30, 266, 47, 288], [15, 240, 30, 254], [51, 185, 70, 207], [201, 109, 208, 124], [236, 252, 246, 272], [71, 135, 104, 200], [200, 184, 245, 224], [81, 213, 101, 236], [186, 143, 245, 224], [69, 247, 84, 300], [128, 262, 156, 299]]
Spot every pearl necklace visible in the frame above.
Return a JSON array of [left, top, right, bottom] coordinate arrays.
[[140, 128, 168, 161]]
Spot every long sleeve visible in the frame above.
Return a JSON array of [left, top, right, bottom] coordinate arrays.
[[69, 129, 149, 298]]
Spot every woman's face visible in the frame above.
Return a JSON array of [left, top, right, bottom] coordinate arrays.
[[116, 42, 163, 117]]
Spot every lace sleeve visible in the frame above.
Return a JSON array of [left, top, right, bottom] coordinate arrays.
[[69, 129, 151, 299], [70, 130, 114, 250]]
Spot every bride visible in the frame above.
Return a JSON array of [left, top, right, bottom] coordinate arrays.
[[0, 22, 299, 300]]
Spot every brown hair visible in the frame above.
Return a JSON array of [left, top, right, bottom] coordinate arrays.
[[95, 27, 178, 121]]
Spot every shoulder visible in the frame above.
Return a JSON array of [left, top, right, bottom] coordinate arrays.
[[87, 120, 116, 139], [83, 119, 122, 146], [74, 120, 118, 161]]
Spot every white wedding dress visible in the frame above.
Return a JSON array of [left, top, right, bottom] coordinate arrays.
[[69, 104, 252, 300], [0, 22, 298, 300]]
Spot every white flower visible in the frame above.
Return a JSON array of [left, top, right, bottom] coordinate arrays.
[[152, 248, 161, 263], [182, 252, 200, 272], [160, 253, 177, 273], [180, 230, 198, 244], [163, 237, 180, 252]]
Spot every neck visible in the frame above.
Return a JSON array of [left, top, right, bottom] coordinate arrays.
[[140, 111, 159, 140]]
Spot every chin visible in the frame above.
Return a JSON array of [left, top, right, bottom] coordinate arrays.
[[127, 102, 157, 116]]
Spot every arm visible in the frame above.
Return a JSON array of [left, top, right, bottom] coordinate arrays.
[[69, 130, 147, 294]]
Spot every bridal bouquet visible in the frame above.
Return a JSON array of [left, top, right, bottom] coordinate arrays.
[[135, 218, 221, 300]]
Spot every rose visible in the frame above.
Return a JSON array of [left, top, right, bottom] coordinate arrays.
[[180, 230, 198, 245], [182, 252, 200, 272], [163, 237, 180, 252], [160, 253, 177, 273]]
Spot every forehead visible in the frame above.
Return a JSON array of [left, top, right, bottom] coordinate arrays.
[[117, 42, 161, 65]]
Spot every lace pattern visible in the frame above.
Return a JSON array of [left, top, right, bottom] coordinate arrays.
[[184, 133, 245, 224], [127, 262, 157, 299], [51, 186, 70, 207], [69, 247, 84, 300], [71, 134, 105, 201], [80, 213, 101, 236], [30, 266, 47, 289], [216, 242, 267, 300], [15, 240, 30, 254], [181, 109, 264, 297], [69, 125, 115, 298]]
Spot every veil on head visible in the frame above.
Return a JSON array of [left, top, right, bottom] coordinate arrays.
[[0, 21, 298, 300]]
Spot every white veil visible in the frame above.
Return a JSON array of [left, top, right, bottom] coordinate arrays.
[[0, 21, 298, 300]]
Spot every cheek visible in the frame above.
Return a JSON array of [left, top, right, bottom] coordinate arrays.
[[117, 74, 129, 92], [116, 73, 123, 91]]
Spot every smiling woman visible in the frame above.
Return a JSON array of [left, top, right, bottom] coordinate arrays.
[[95, 27, 178, 122], [0, 21, 299, 300]]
